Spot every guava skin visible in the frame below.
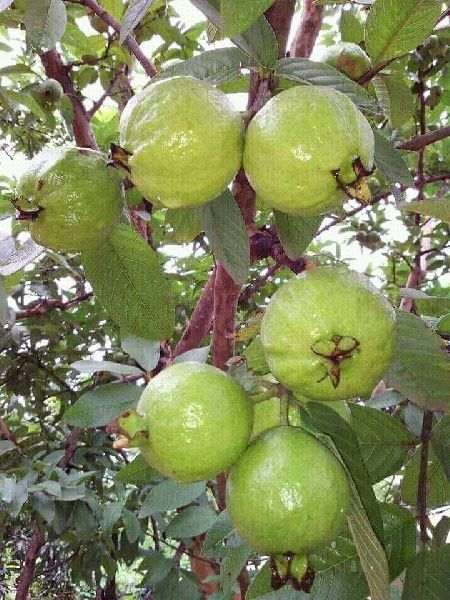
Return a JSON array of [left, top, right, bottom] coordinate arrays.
[[16, 147, 123, 252], [243, 86, 374, 216], [260, 267, 397, 401], [322, 42, 371, 81], [119, 76, 244, 209], [226, 426, 350, 556], [136, 362, 253, 483]]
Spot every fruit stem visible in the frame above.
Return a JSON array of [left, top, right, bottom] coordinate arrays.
[[279, 393, 290, 426]]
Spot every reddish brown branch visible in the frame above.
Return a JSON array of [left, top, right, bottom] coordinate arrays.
[[40, 49, 98, 149], [396, 125, 450, 151], [68, 0, 156, 77], [290, 0, 324, 58], [265, 0, 296, 57], [87, 68, 125, 118], [0, 416, 17, 445], [15, 292, 93, 320], [212, 265, 241, 371], [357, 60, 393, 86], [173, 269, 216, 358], [57, 427, 82, 470], [15, 529, 44, 600]]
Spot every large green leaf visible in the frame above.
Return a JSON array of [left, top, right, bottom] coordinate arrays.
[[190, 0, 278, 67], [165, 207, 203, 244], [432, 416, 450, 480], [372, 73, 415, 129], [340, 8, 365, 44], [365, 0, 442, 65], [373, 130, 414, 185], [220, 541, 252, 596], [220, 0, 275, 37], [273, 211, 322, 260], [62, 383, 142, 428], [401, 446, 450, 508], [306, 401, 384, 542], [120, 0, 157, 43], [24, 0, 67, 51], [81, 224, 174, 341], [275, 57, 379, 114], [386, 311, 450, 413], [350, 404, 415, 483], [138, 480, 205, 518], [199, 189, 250, 286], [401, 545, 450, 600], [115, 454, 159, 485], [155, 47, 255, 85], [165, 505, 216, 538], [399, 197, 450, 224], [202, 509, 233, 554]]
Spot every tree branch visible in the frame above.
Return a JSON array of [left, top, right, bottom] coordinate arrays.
[[57, 427, 82, 470], [15, 292, 93, 320], [87, 68, 125, 118], [290, 0, 324, 58], [173, 269, 216, 358], [0, 416, 18, 445], [15, 529, 44, 600], [40, 48, 98, 149], [67, 0, 156, 77], [265, 0, 296, 57], [396, 125, 450, 151]]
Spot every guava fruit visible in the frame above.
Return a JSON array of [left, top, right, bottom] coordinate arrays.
[[260, 267, 396, 401], [226, 426, 350, 556], [136, 362, 253, 483], [32, 78, 64, 108], [322, 42, 371, 80], [243, 86, 374, 216], [117, 76, 244, 208], [14, 147, 123, 252]]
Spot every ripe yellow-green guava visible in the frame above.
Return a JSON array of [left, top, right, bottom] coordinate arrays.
[[136, 362, 253, 483], [260, 267, 397, 401], [118, 76, 244, 209], [14, 147, 123, 252], [322, 42, 371, 80], [226, 426, 350, 556], [243, 86, 374, 216]]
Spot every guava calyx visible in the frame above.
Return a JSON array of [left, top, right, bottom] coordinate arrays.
[[270, 554, 313, 592], [109, 143, 132, 175], [11, 196, 43, 220], [332, 157, 373, 204], [312, 334, 361, 389]]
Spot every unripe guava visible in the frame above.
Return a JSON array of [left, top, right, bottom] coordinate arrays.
[[322, 42, 371, 80], [15, 147, 123, 252], [118, 76, 244, 208], [32, 78, 64, 108], [260, 267, 397, 401], [136, 362, 253, 483], [226, 426, 350, 556], [243, 86, 374, 216]]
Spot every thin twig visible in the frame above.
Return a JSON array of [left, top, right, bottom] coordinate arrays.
[[396, 125, 450, 151], [15, 292, 93, 320], [88, 68, 125, 118]]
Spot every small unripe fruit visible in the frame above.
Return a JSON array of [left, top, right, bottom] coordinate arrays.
[[322, 42, 371, 80]]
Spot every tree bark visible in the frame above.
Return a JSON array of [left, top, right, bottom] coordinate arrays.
[[15, 529, 43, 600], [290, 0, 324, 58]]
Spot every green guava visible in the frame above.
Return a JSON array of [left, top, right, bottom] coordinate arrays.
[[243, 86, 374, 216], [118, 76, 244, 209], [226, 426, 350, 556], [32, 78, 64, 108], [322, 42, 371, 80], [136, 362, 253, 483], [14, 147, 123, 252], [260, 267, 397, 401]]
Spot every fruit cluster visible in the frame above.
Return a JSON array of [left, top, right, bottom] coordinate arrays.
[[14, 74, 375, 251]]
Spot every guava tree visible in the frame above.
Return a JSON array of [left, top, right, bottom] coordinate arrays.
[[0, 1, 449, 599]]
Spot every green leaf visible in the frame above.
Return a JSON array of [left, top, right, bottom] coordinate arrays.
[[382, 503, 416, 580], [275, 57, 379, 114], [0, 64, 35, 76], [340, 8, 365, 44], [62, 383, 142, 428], [372, 74, 415, 129], [165, 207, 203, 244], [120, 0, 158, 44], [1, 89, 47, 121], [373, 129, 414, 186], [24, 0, 67, 51], [401, 446, 450, 508], [156, 47, 255, 85], [101, 500, 123, 535], [121, 335, 160, 371], [432, 416, 450, 480], [190, 0, 278, 67], [243, 336, 270, 375], [350, 404, 415, 483], [202, 510, 233, 554], [220, 0, 275, 37], [220, 542, 252, 595], [386, 311, 450, 413], [347, 488, 391, 600], [399, 197, 450, 224], [365, 0, 442, 65], [0, 440, 16, 457], [122, 508, 141, 543], [140, 551, 173, 587], [70, 360, 143, 377], [199, 189, 250, 286], [273, 210, 322, 260], [81, 224, 174, 341], [0, 238, 43, 277], [401, 545, 450, 600], [138, 480, 205, 518], [399, 288, 448, 300], [115, 454, 159, 485], [306, 401, 384, 542], [172, 346, 210, 364], [165, 505, 216, 538], [31, 491, 55, 523]]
